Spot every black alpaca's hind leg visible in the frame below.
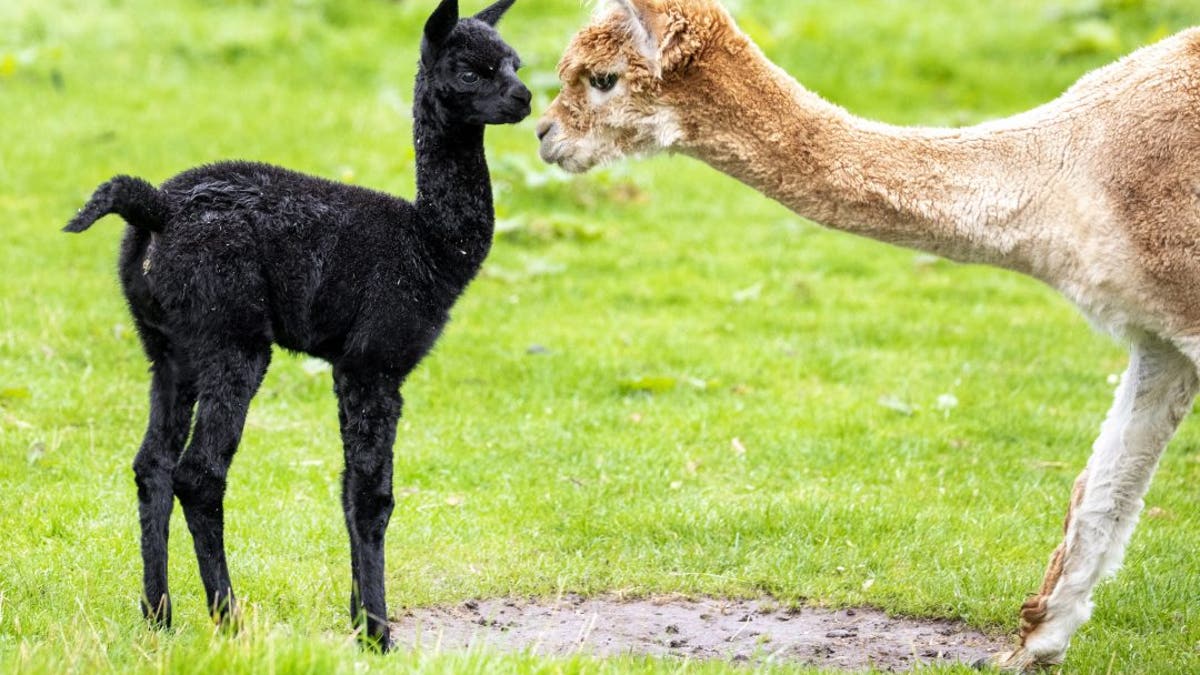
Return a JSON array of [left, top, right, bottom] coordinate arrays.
[[173, 344, 270, 627], [132, 356, 197, 628], [334, 368, 402, 651]]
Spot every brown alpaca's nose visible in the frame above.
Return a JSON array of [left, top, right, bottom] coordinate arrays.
[[536, 119, 555, 141]]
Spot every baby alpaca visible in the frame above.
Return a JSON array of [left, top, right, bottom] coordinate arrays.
[[538, 0, 1200, 670], [65, 0, 529, 650]]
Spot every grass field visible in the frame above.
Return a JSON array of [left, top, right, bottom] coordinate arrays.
[[3, 0, 1200, 672]]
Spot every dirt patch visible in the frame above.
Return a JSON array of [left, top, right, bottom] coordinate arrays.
[[390, 595, 1011, 671]]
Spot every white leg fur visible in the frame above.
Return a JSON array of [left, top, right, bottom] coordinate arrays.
[[997, 336, 1199, 669], [1176, 335, 1200, 373]]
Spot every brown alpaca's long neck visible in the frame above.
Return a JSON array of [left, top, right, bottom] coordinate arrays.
[[675, 40, 1058, 271]]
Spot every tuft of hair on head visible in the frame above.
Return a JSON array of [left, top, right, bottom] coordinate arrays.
[[609, 0, 660, 73], [602, 0, 713, 79]]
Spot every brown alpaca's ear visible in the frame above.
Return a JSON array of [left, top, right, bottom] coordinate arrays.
[[611, 0, 688, 76]]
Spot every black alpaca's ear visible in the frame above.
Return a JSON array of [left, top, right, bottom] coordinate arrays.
[[424, 0, 459, 46], [475, 0, 516, 26]]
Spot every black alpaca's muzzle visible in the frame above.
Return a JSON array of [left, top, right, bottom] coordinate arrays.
[[501, 84, 532, 123]]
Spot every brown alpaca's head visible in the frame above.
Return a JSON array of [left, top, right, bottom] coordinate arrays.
[[536, 0, 732, 173]]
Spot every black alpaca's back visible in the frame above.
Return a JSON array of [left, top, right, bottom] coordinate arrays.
[[103, 161, 466, 371], [63, 0, 529, 651]]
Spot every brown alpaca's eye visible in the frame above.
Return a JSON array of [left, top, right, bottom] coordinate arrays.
[[588, 73, 619, 92], [460, 71, 480, 84]]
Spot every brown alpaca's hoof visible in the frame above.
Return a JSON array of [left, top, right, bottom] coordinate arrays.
[[974, 647, 1061, 672]]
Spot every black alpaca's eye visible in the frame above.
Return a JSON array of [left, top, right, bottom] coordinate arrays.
[[588, 73, 619, 92], [460, 71, 480, 84]]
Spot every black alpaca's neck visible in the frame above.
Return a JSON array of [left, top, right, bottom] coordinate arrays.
[[412, 75, 494, 273]]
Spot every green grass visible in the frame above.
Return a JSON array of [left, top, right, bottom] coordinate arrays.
[[3, 0, 1200, 672]]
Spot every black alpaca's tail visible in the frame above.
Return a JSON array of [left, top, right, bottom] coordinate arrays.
[[64, 176, 172, 233]]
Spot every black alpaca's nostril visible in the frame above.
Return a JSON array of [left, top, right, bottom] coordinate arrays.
[[511, 86, 532, 107], [536, 120, 554, 141]]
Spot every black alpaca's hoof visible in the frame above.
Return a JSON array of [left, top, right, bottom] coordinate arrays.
[[356, 628, 392, 653], [208, 599, 243, 636], [214, 614, 242, 637], [140, 598, 172, 630]]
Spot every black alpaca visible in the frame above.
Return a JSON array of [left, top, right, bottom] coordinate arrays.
[[64, 0, 528, 650]]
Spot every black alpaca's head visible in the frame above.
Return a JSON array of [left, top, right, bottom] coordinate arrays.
[[419, 0, 531, 126]]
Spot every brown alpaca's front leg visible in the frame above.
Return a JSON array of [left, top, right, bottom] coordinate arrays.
[[1017, 470, 1089, 639], [988, 337, 1198, 671]]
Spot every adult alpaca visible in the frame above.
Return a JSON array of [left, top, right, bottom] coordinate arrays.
[[64, 0, 529, 650], [537, 0, 1200, 670]]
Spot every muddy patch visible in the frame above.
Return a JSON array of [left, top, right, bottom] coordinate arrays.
[[390, 595, 1010, 671]]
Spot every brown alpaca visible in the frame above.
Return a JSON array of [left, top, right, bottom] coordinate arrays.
[[537, 0, 1200, 670]]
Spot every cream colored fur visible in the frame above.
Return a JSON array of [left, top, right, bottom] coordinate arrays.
[[538, 0, 1200, 670]]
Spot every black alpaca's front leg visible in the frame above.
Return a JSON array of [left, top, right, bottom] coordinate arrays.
[[131, 356, 197, 628], [173, 344, 270, 627], [334, 368, 402, 651]]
